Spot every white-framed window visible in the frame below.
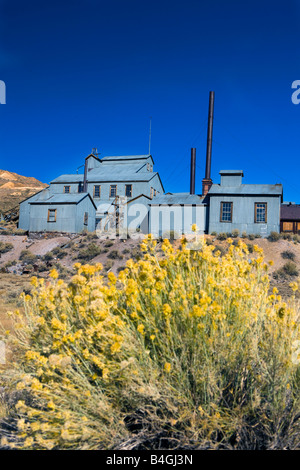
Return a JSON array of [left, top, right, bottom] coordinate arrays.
[[110, 185, 117, 197]]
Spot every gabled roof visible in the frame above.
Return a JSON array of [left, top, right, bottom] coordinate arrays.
[[29, 193, 97, 209], [126, 194, 152, 204], [19, 188, 50, 205], [208, 184, 283, 196], [86, 153, 101, 162]]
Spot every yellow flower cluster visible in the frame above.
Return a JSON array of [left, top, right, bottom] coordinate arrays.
[[2, 237, 300, 450]]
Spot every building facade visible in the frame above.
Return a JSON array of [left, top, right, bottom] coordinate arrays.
[[207, 171, 283, 236], [19, 153, 284, 237], [19, 153, 164, 233]]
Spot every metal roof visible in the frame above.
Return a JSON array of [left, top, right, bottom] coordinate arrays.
[[219, 170, 244, 176], [281, 204, 300, 220], [50, 164, 157, 184], [50, 174, 84, 183], [149, 193, 206, 205], [101, 154, 152, 161], [208, 184, 283, 196], [87, 166, 156, 182], [29, 193, 96, 207]]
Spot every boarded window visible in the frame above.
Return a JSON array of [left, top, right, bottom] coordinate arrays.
[[283, 222, 294, 232], [94, 185, 101, 198], [110, 185, 117, 197], [255, 203, 267, 223], [47, 209, 57, 222], [64, 186, 70, 193], [220, 202, 232, 222], [84, 212, 88, 225], [125, 184, 132, 197]]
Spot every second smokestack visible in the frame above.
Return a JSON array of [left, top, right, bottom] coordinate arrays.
[[202, 91, 215, 197], [190, 148, 196, 194], [205, 91, 214, 180]]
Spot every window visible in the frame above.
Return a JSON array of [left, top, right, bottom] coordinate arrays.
[[93, 185, 101, 198], [150, 187, 154, 198], [255, 203, 267, 223], [47, 209, 57, 222], [95, 218, 102, 230], [147, 163, 150, 171], [78, 182, 84, 193], [110, 185, 117, 197], [84, 212, 88, 225], [64, 185, 70, 193], [220, 202, 232, 222], [125, 184, 132, 197]]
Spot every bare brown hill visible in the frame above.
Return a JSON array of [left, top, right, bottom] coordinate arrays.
[[0, 169, 48, 214]]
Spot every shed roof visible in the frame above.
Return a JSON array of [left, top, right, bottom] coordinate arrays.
[[280, 204, 300, 220], [219, 170, 244, 176], [149, 193, 206, 205], [100, 154, 153, 162], [208, 184, 283, 196]]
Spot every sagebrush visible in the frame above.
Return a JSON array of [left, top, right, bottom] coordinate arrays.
[[1, 236, 300, 450]]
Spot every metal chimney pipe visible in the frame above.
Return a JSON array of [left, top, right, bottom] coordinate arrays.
[[190, 148, 196, 195], [83, 158, 88, 192], [205, 91, 215, 180]]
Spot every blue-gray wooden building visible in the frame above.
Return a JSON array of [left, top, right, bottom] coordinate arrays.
[[19, 153, 164, 233], [19, 151, 283, 237]]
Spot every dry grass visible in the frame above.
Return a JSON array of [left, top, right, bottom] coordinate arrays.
[[0, 274, 31, 330]]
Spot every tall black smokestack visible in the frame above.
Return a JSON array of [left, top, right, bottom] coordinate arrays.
[[205, 91, 214, 180], [190, 148, 196, 195], [202, 91, 214, 196]]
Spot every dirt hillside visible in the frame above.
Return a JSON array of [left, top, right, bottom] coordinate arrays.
[[0, 169, 48, 214]]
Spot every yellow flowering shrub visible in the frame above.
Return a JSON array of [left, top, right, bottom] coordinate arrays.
[[1, 239, 300, 450]]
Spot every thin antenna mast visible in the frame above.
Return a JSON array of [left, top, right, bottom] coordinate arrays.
[[148, 116, 152, 155]]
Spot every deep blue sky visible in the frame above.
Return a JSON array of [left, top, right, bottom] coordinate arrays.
[[1, 0, 300, 201]]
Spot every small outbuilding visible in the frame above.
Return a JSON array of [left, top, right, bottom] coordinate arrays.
[[20, 192, 96, 233], [280, 203, 300, 234]]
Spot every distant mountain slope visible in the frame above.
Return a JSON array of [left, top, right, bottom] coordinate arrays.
[[0, 170, 48, 213]]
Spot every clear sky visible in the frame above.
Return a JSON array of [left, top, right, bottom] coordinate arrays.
[[1, 0, 300, 202]]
